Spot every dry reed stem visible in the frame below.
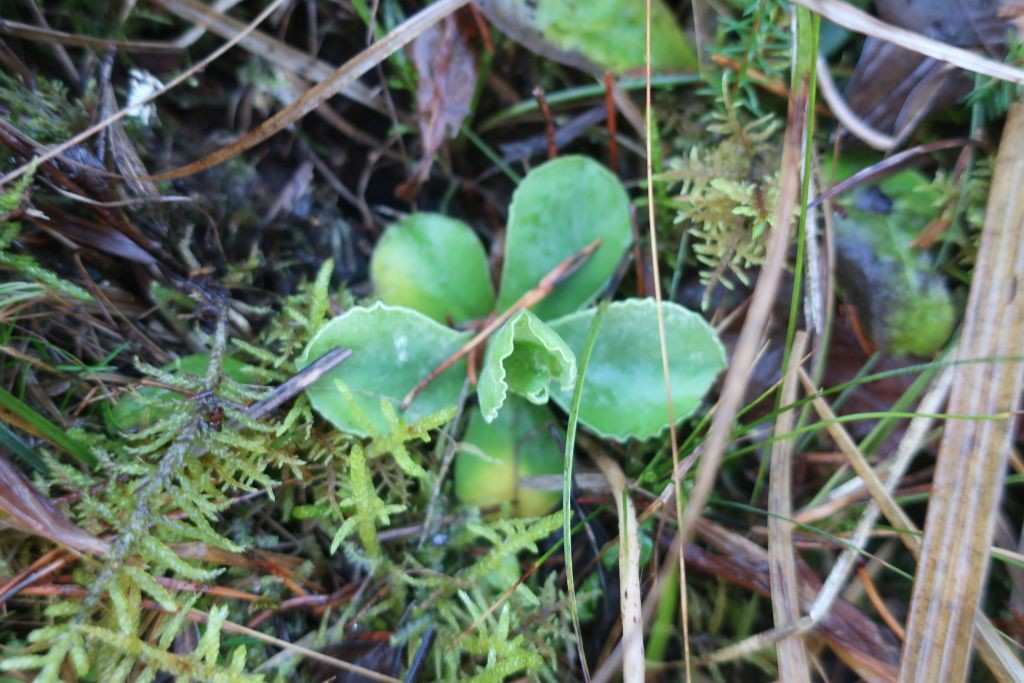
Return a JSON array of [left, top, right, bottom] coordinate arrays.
[[767, 331, 811, 683], [899, 101, 1024, 683], [590, 447, 644, 683]]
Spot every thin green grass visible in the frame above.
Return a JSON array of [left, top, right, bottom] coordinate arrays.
[[562, 299, 608, 680]]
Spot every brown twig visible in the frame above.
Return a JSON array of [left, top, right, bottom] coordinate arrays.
[[245, 347, 352, 420], [604, 71, 618, 171], [399, 238, 602, 411], [532, 86, 558, 159], [856, 563, 906, 642]]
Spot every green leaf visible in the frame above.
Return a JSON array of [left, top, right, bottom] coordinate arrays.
[[477, 309, 576, 422], [108, 355, 255, 432], [478, 0, 697, 73], [299, 303, 469, 436], [497, 156, 632, 320], [370, 213, 495, 324], [455, 397, 562, 516], [834, 209, 957, 356], [549, 299, 725, 440]]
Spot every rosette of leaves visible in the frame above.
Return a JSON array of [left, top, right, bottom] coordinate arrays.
[[300, 156, 725, 515]]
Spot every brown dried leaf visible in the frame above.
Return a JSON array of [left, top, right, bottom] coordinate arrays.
[[396, 10, 478, 201], [842, 0, 1015, 141], [0, 451, 109, 556]]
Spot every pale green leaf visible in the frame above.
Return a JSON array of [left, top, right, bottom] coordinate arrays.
[[371, 213, 495, 324], [549, 298, 725, 440], [299, 303, 470, 436], [497, 156, 632, 320]]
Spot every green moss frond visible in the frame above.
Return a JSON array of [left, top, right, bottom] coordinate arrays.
[[665, 102, 782, 304]]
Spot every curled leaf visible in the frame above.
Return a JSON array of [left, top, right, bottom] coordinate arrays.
[[299, 303, 469, 436], [549, 298, 725, 440], [497, 156, 632, 320], [477, 309, 576, 421], [370, 213, 495, 325], [455, 396, 562, 516]]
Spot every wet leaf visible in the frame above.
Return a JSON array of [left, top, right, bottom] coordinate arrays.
[[455, 396, 562, 516], [397, 10, 479, 200], [497, 155, 632, 321], [834, 208, 956, 357], [476, 0, 697, 73], [370, 213, 495, 325], [477, 309, 576, 421], [549, 298, 725, 441], [299, 304, 469, 436]]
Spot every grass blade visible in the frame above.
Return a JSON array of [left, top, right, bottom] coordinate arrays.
[[0, 385, 95, 468], [562, 299, 607, 682]]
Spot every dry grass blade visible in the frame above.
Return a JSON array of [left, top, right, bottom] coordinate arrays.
[[791, 0, 1024, 85], [675, 4, 810, 572], [797, 368, 1024, 682], [152, 0, 384, 113], [641, 0, 691, 675], [815, 53, 895, 150], [692, 363, 954, 681], [0, 18, 182, 53], [183, 607, 402, 683], [767, 331, 811, 683], [590, 446, 643, 683], [801, 366, 951, 623], [809, 138, 981, 209], [148, 0, 472, 182], [692, 519, 902, 682], [898, 101, 1024, 683]]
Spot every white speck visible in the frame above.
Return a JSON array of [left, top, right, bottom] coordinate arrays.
[[127, 69, 162, 126], [394, 334, 408, 363]]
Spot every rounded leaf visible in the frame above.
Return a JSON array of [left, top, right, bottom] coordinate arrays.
[[549, 299, 725, 440], [455, 396, 562, 516], [370, 213, 495, 324], [497, 156, 632, 320], [299, 303, 470, 436], [477, 309, 576, 422]]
